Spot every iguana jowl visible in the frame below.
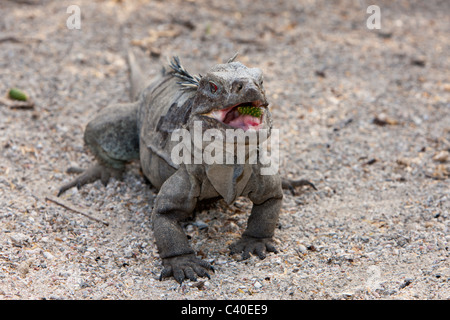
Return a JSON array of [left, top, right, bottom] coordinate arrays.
[[58, 52, 315, 283]]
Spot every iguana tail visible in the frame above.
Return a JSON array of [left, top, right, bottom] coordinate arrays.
[[127, 50, 146, 101]]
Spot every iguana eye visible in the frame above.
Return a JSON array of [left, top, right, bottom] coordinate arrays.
[[209, 82, 218, 93]]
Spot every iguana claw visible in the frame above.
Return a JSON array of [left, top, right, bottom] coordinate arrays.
[[159, 254, 214, 284], [230, 235, 278, 260], [281, 178, 317, 196]]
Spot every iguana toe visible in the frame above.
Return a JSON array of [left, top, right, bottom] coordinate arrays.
[[281, 178, 317, 196], [160, 254, 214, 284], [230, 236, 278, 260], [57, 164, 123, 196]]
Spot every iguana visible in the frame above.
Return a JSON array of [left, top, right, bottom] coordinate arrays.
[[58, 52, 315, 283]]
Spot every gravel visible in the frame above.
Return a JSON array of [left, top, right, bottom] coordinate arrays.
[[0, 0, 449, 300]]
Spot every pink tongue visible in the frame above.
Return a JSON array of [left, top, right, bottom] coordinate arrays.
[[228, 114, 261, 130]]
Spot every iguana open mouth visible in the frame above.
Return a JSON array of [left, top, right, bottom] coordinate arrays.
[[203, 101, 264, 131]]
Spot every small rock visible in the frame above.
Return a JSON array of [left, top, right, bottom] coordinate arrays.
[[42, 251, 55, 260], [396, 157, 419, 167], [149, 48, 161, 58], [432, 151, 449, 163], [360, 236, 370, 243], [192, 281, 206, 290], [10, 233, 29, 247], [18, 260, 31, 277], [410, 57, 426, 67], [399, 278, 413, 289], [193, 220, 208, 230], [340, 291, 354, 299], [377, 31, 393, 39], [215, 258, 228, 265], [297, 244, 307, 254], [224, 221, 239, 233], [314, 69, 326, 78], [123, 248, 134, 259], [373, 113, 399, 126], [254, 281, 262, 289]]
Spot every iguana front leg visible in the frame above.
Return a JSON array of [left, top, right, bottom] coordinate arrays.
[[230, 174, 283, 260], [230, 197, 282, 259], [152, 167, 214, 283]]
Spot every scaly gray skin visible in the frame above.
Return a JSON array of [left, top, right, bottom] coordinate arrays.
[[58, 52, 315, 283]]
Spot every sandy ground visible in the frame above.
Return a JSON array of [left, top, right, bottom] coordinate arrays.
[[0, 0, 449, 300]]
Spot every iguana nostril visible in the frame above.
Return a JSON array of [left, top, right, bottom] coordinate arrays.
[[232, 80, 244, 93]]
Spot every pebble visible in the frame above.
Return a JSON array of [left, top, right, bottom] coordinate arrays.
[[43, 251, 55, 260], [193, 220, 208, 230], [432, 151, 449, 163], [124, 248, 134, 258], [215, 258, 228, 265], [254, 281, 263, 289], [340, 291, 354, 299], [25, 247, 42, 255], [10, 233, 29, 247], [18, 260, 31, 277], [297, 244, 307, 254], [224, 221, 239, 233]]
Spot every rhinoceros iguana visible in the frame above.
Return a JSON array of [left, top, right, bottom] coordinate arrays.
[[58, 52, 315, 283]]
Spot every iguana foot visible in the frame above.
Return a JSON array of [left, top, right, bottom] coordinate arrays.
[[57, 164, 123, 196], [159, 254, 214, 284], [282, 178, 317, 196], [230, 235, 278, 260]]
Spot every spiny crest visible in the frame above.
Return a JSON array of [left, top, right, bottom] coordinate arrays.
[[168, 53, 239, 91], [168, 56, 201, 91]]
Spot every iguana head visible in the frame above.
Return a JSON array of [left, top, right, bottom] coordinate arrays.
[[169, 56, 271, 133]]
